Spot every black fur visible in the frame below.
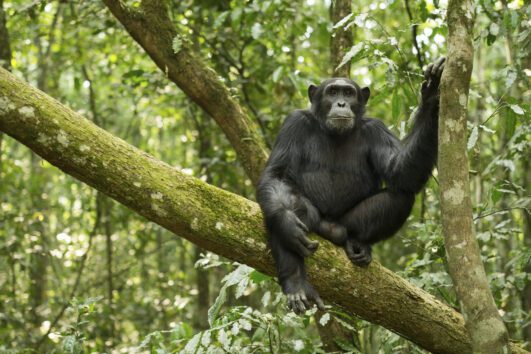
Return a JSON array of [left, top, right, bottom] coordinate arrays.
[[257, 58, 445, 313]]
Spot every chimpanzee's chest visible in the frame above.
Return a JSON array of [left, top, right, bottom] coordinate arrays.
[[293, 137, 379, 218]]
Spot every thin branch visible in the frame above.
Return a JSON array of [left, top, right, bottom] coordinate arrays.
[[404, 0, 424, 69], [474, 207, 529, 220]]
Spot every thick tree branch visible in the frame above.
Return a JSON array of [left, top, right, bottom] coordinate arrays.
[[101, 0, 268, 185], [1, 69, 528, 354]]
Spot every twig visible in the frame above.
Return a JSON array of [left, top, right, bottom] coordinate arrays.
[[404, 0, 424, 69], [474, 207, 528, 220]]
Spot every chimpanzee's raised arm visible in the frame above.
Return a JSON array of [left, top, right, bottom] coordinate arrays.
[[368, 58, 445, 193]]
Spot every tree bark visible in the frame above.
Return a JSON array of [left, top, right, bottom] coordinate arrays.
[[438, 0, 510, 352], [329, 0, 353, 77], [1, 68, 529, 354], [101, 0, 268, 186]]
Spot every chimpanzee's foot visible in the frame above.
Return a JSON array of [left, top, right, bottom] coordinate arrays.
[[345, 239, 372, 267], [283, 277, 325, 314], [318, 220, 348, 245]]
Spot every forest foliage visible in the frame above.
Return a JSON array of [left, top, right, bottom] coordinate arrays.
[[0, 0, 529, 353]]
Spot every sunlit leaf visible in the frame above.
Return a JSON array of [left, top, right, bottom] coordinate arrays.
[[467, 125, 478, 150], [392, 89, 401, 121], [318, 312, 330, 326], [251, 23, 263, 39], [509, 104, 524, 115], [172, 36, 183, 54], [182, 333, 202, 354], [333, 13, 353, 29], [208, 284, 227, 326], [337, 42, 365, 71], [214, 11, 230, 29]]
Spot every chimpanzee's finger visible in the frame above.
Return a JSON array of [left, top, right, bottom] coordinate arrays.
[[424, 63, 434, 80]]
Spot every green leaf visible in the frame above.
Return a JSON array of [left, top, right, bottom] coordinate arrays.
[[208, 265, 253, 324], [505, 108, 517, 138], [122, 69, 145, 79], [250, 270, 270, 283], [336, 43, 365, 71], [172, 36, 183, 54], [332, 13, 353, 29], [251, 23, 263, 39], [509, 104, 524, 115], [235, 276, 249, 298], [486, 33, 497, 46], [467, 125, 478, 150], [61, 335, 82, 354], [392, 89, 401, 121], [418, 1, 429, 22], [489, 22, 500, 36], [272, 66, 284, 83], [223, 264, 253, 286], [491, 183, 503, 204], [214, 11, 230, 29], [182, 333, 202, 354], [208, 284, 227, 326], [505, 69, 517, 89], [319, 313, 331, 326], [74, 77, 81, 91]]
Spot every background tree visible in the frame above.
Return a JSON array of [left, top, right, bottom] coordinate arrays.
[[438, 0, 510, 351]]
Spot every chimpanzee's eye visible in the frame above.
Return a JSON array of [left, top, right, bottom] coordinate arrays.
[[344, 88, 354, 96], [329, 88, 338, 96]]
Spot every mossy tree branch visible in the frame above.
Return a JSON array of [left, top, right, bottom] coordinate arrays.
[[101, 0, 268, 185]]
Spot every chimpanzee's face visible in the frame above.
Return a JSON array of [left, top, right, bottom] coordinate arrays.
[[308, 78, 370, 135]]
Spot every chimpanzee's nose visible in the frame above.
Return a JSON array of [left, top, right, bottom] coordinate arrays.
[[337, 101, 346, 108]]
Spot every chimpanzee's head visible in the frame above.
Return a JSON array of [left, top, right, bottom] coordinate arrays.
[[308, 78, 370, 135]]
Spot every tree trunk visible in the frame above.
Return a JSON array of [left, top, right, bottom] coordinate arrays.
[[329, 0, 353, 77], [438, 0, 510, 352], [1, 68, 529, 354]]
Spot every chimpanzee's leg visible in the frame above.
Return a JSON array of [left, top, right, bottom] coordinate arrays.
[[294, 195, 348, 245], [340, 189, 415, 266], [268, 233, 325, 313]]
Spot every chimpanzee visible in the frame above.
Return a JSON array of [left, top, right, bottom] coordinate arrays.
[[256, 58, 445, 313]]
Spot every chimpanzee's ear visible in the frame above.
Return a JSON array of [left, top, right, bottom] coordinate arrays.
[[361, 87, 371, 103], [308, 84, 318, 103]]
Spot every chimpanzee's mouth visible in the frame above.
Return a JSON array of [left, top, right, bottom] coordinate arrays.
[[330, 116, 353, 120]]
